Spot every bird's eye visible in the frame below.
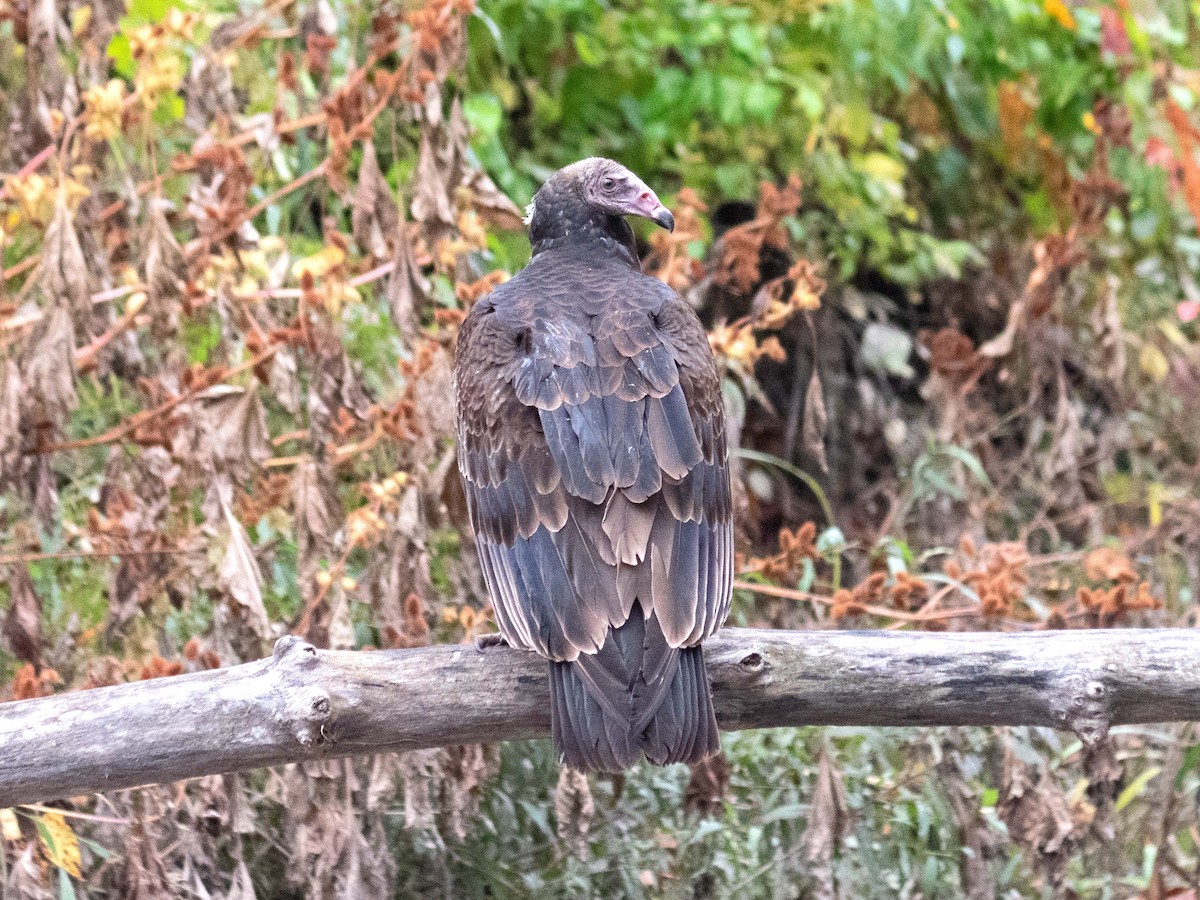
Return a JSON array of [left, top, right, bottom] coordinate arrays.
[[602, 177, 615, 191]]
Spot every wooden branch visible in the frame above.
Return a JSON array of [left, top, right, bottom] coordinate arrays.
[[3, 627, 1199, 807]]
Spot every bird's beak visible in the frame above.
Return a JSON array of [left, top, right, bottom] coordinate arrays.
[[649, 204, 675, 233], [626, 181, 675, 232]]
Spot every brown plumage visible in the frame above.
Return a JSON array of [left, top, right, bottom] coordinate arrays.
[[454, 158, 733, 772]]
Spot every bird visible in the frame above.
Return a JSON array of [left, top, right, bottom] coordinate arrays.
[[454, 158, 733, 772]]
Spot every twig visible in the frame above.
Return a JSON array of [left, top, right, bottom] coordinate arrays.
[[38, 345, 280, 454]]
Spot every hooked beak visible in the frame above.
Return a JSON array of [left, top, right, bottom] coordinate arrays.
[[648, 204, 675, 232], [625, 181, 675, 232]]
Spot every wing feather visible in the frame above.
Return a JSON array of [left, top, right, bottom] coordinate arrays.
[[455, 268, 733, 675]]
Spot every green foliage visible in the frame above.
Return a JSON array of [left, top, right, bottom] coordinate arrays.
[[470, 0, 1198, 294]]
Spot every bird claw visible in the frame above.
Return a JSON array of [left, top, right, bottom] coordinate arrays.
[[474, 632, 508, 653]]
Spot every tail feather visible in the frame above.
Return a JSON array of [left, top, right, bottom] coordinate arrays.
[[548, 608, 719, 773]]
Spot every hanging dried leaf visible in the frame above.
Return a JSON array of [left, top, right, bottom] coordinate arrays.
[[117, 814, 173, 900], [218, 501, 271, 640], [398, 749, 439, 831], [5, 844, 54, 900], [144, 199, 188, 339], [351, 140, 400, 259], [197, 384, 271, 481], [26, 0, 79, 141], [269, 348, 302, 415], [998, 80, 1034, 163], [0, 359, 24, 486], [410, 129, 455, 231], [385, 223, 430, 341], [460, 165, 524, 232], [293, 456, 339, 561], [684, 751, 730, 816], [22, 304, 78, 432], [41, 191, 92, 333], [803, 746, 850, 900], [802, 369, 829, 473], [440, 743, 500, 841], [325, 581, 355, 650], [2, 564, 45, 668], [225, 859, 259, 900], [555, 767, 594, 857], [184, 50, 237, 132], [1083, 737, 1121, 842], [998, 741, 1077, 892], [943, 760, 999, 900]]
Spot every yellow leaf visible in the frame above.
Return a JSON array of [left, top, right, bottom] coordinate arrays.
[[292, 244, 346, 280], [1044, 0, 1076, 30], [1138, 343, 1169, 383], [37, 811, 82, 878], [1, 807, 20, 841], [1148, 481, 1163, 528], [858, 152, 906, 186], [70, 5, 92, 37], [1158, 319, 1191, 350]]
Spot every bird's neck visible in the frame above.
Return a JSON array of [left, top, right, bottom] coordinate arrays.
[[529, 198, 641, 269]]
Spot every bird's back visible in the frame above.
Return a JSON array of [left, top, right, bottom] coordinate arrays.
[[455, 160, 731, 772]]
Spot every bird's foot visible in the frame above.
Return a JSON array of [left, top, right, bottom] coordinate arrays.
[[474, 632, 508, 653]]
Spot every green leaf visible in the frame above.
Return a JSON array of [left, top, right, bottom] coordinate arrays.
[[463, 93, 504, 140], [1115, 767, 1161, 812]]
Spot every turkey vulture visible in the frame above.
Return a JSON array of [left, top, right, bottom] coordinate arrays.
[[454, 158, 733, 772]]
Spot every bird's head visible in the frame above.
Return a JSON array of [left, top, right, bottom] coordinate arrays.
[[526, 159, 675, 249]]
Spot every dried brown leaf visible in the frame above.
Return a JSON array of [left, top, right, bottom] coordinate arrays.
[[352, 140, 400, 259], [184, 51, 237, 132], [398, 749, 439, 831], [42, 191, 92, 331], [118, 814, 173, 900], [803, 746, 850, 900], [461, 165, 524, 232], [0, 359, 23, 485], [224, 860, 258, 900], [144, 200, 187, 339], [2, 564, 45, 668], [998, 741, 1077, 892], [684, 751, 730, 816], [1091, 278, 1125, 382], [411, 129, 454, 230], [802, 369, 829, 473], [268, 348, 302, 415], [385, 224, 430, 341], [22, 304, 78, 431], [293, 456, 339, 560], [199, 384, 271, 479], [5, 844, 53, 900], [27, 0, 78, 140], [219, 501, 270, 640], [978, 298, 1025, 359], [555, 767, 594, 857]]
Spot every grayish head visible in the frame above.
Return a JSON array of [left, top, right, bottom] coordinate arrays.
[[526, 158, 675, 235]]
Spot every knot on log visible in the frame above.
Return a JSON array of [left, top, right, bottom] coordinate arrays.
[[1063, 675, 1112, 747], [283, 687, 335, 748], [732, 648, 772, 685], [272, 635, 319, 664], [269, 637, 336, 748]]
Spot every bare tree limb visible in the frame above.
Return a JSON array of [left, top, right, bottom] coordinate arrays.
[[2, 627, 1198, 807]]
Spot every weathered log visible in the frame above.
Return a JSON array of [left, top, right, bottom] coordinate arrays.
[[2, 627, 1198, 807]]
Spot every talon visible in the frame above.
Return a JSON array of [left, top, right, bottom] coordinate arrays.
[[474, 632, 508, 653]]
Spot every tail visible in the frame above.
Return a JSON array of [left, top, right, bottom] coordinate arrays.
[[548, 602, 720, 772]]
